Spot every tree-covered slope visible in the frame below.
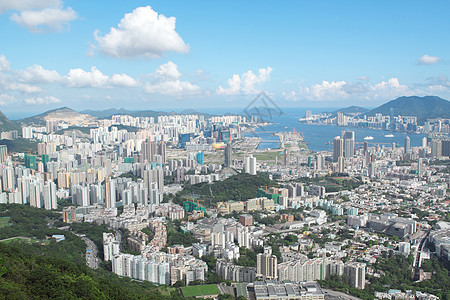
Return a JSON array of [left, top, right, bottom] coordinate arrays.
[[367, 96, 450, 123]]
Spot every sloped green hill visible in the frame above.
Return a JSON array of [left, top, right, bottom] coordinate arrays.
[[367, 96, 450, 123], [0, 111, 20, 132]]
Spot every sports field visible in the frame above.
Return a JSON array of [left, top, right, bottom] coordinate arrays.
[[181, 284, 220, 297]]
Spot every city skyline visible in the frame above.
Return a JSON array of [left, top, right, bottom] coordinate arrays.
[[0, 0, 449, 116]]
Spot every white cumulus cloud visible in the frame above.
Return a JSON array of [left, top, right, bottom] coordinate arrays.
[[418, 54, 442, 65], [19, 64, 61, 83], [154, 61, 181, 80], [145, 80, 200, 96], [217, 67, 273, 95], [0, 94, 15, 106], [10, 5, 77, 32], [144, 61, 200, 96], [25, 96, 61, 105], [110, 73, 139, 87], [284, 77, 410, 102], [0, 55, 10, 72], [94, 6, 189, 59], [6, 82, 42, 93], [65, 67, 109, 88], [0, 0, 60, 13], [65, 66, 139, 88]]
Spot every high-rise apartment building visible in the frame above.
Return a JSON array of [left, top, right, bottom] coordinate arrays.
[[257, 247, 278, 280], [342, 131, 355, 158], [224, 143, 233, 167], [333, 136, 344, 162]]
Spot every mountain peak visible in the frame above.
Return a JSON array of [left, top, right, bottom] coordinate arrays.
[[367, 95, 450, 123]]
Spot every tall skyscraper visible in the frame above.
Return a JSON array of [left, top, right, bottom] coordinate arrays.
[[158, 141, 166, 163], [344, 263, 365, 289], [418, 158, 423, 178], [142, 141, 157, 162], [104, 177, 115, 208], [333, 136, 344, 161], [422, 137, 428, 148], [431, 139, 442, 159], [256, 247, 278, 280], [224, 143, 233, 167], [342, 131, 355, 158], [283, 149, 290, 166], [0, 145, 7, 163], [442, 140, 450, 157], [363, 141, 368, 155], [338, 156, 345, 173], [316, 154, 325, 171], [245, 155, 257, 175], [404, 136, 411, 154]]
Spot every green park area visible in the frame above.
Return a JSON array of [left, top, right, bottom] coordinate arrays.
[[156, 286, 177, 297], [0, 236, 49, 245], [181, 284, 220, 297], [0, 216, 10, 228], [253, 150, 283, 163]]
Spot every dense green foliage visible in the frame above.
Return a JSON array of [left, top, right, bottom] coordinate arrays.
[[366, 95, 450, 124], [118, 172, 140, 181], [0, 204, 192, 299], [109, 125, 140, 133], [121, 228, 141, 255], [233, 246, 264, 267], [0, 111, 21, 132], [174, 172, 276, 205], [69, 222, 114, 260], [166, 223, 199, 247], [0, 138, 38, 154], [54, 126, 94, 135], [0, 204, 87, 265], [0, 243, 188, 299], [0, 204, 58, 239], [293, 175, 362, 193]]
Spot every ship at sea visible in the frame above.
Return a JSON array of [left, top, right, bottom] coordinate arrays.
[[364, 136, 374, 140], [384, 134, 395, 138]]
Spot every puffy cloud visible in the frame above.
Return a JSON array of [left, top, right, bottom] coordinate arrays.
[[423, 75, 450, 93], [110, 73, 139, 87], [284, 78, 410, 101], [65, 67, 109, 88], [0, 94, 15, 106], [24, 96, 61, 105], [307, 80, 348, 100], [10, 5, 77, 32], [144, 61, 200, 96], [370, 78, 409, 99], [154, 61, 181, 80], [144, 80, 200, 96], [94, 6, 189, 59], [0, 0, 59, 13], [418, 54, 441, 65], [217, 67, 273, 95], [19, 64, 61, 83], [64, 66, 139, 88], [6, 82, 42, 93], [0, 55, 10, 72]]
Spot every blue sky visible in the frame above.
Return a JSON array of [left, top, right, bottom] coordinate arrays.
[[0, 0, 449, 117]]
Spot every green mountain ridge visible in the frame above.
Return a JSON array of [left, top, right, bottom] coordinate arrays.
[[0, 111, 21, 132], [366, 95, 450, 124], [330, 106, 369, 116], [18, 107, 95, 126], [81, 108, 213, 119]]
